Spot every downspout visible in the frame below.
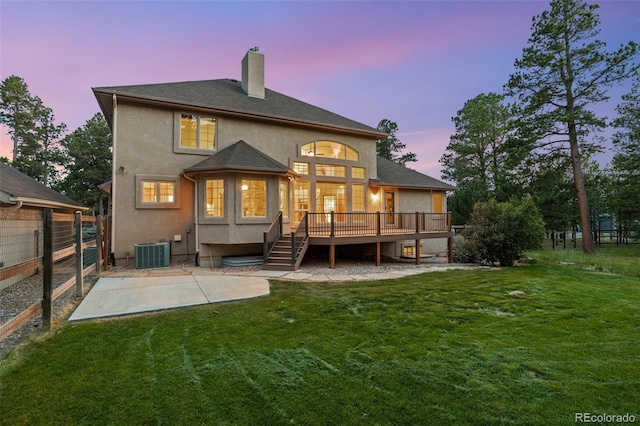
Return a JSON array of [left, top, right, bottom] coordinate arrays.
[[111, 94, 118, 266], [7, 201, 23, 210], [182, 173, 199, 266]]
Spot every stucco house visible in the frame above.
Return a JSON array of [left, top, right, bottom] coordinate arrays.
[[93, 48, 455, 270]]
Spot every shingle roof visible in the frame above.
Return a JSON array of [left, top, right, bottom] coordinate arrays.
[[373, 156, 456, 191], [0, 163, 85, 210], [93, 79, 386, 138], [184, 140, 293, 175]]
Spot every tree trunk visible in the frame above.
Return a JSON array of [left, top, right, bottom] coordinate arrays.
[[568, 124, 595, 254]]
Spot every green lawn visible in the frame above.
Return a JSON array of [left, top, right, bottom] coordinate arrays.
[[1, 251, 639, 425]]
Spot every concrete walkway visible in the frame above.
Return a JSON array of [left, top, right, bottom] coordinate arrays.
[[68, 275, 270, 322], [69, 262, 476, 322]]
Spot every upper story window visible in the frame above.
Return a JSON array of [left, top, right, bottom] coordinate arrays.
[[292, 162, 309, 175], [316, 164, 346, 177], [180, 114, 216, 150], [301, 141, 358, 161], [351, 167, 366, 179]]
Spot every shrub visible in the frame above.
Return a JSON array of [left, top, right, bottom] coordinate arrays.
[[453, 238, 477, 263], [463, 197, 546, 266]]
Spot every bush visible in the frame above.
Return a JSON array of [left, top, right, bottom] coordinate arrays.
[[463, 197, 546, 266], [453, 238, 477, 263]]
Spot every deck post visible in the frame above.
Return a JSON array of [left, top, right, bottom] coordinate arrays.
[[415, 212, 420, 233], [376, 212, 381, 235], [330, 211, 335, 237], [375, 242, 381, 266], [329, 244, 335, 268], [415, 239, 421, 265]]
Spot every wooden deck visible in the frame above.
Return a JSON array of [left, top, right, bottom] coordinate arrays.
[[305, 212, 453, 267], [264, 212, 454, 270]]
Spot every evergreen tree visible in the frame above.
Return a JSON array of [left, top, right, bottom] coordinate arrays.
[[58, 113, 112, 210], [610, 81, 640, 235], [505, 0, 639, 254], [0, 75, 67, 185], [376, 119, 417, 166]]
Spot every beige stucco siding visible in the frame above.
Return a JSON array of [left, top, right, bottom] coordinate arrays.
[[113, 103, 200, 260], [112, 102, 380, 262], [218, 117, 378, 173]]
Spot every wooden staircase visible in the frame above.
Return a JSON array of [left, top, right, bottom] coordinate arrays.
[[262, 234, 309, 271]]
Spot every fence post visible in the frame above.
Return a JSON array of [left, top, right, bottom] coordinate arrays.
[[42, 208, 53, 331], [96, 215, 102, 277], [75, 211, 83, 297]]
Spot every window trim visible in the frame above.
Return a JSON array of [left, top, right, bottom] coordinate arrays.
[[174, 111, 218, 155], [135, 175, 180, 209]]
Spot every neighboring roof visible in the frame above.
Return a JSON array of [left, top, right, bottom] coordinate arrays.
[[93, 79, 386, 139], [0, 163, 87, 211], [373, 156, 456, 191], [98, 180, 112, 195], [184, 140, 294, 175]]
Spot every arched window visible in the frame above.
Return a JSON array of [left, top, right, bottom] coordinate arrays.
[[301, 141, 358, 161]]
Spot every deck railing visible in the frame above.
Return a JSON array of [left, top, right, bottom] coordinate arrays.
[[306, 212, 450, 237], [263, 211, 283, 263], [291, 212, 309, 265]]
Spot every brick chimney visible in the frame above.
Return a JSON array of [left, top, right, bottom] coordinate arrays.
[[241, 47, 265, 99]]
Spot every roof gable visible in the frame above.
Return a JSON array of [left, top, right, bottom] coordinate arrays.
[[0, 163, 85, 210], [374, 156, 456, 191], [93, 79, 386, 138], [184, 140, 292, 175]]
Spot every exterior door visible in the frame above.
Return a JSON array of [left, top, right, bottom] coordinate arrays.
[[323, 195, 336, 223], [385, 191, 395, 224]]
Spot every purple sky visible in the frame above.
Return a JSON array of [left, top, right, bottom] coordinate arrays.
[[1, 1, 638, 180]]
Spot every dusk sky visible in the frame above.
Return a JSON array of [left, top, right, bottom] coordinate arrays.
[[1, 0, 638, 181]]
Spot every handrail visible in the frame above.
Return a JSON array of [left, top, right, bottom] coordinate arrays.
[[263, 211, 283, 263], [305, 212, 451, 237], [291, 212, 309, 264]]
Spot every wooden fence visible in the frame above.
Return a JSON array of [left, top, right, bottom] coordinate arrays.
[[0, 208, 108, 341]]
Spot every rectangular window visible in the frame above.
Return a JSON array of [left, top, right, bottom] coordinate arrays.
[[180, 114, 216, 150], [142, 181, 175, 204], [241, 179, 266, 217], [205, 179, 224, 217], [159, 182, 175, 203], [142, 181, 158, 203], [279, 181, 289, 217], [351, 167, 366, 179], [316, 164, 346, 177], [292, 162, 309, 175], [352, 184, 365, 211], [403, 245, 416, 257], [433, 193, 443, 214], [136, 175, 180, 209], [293, 181, 309, 222]]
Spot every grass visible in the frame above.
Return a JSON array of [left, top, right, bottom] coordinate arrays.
[[528, 243, 640, 278], [1, 250, 639, 425]]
